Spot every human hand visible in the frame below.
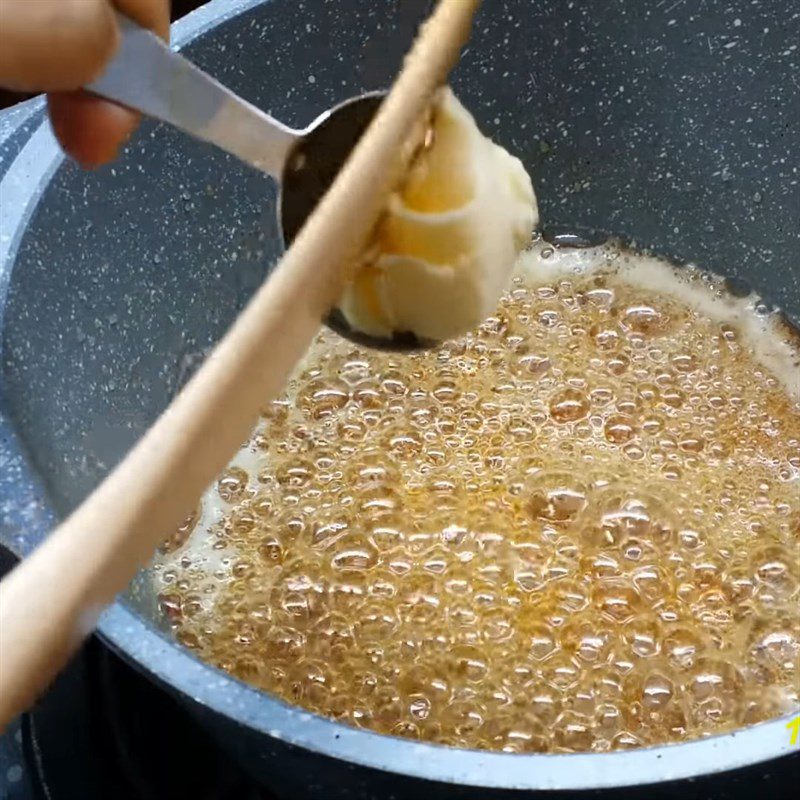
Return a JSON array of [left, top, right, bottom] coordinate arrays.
[[0, 0, 170, 167]]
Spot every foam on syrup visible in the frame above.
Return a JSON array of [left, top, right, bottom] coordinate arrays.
[[154, 238, 800, 753], [520, 241, 799, 398]]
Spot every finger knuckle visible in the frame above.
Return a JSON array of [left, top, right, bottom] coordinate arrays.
[[55, 0, 118, 83]]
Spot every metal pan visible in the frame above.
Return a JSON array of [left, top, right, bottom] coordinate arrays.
[[1, 0, 797, 796]]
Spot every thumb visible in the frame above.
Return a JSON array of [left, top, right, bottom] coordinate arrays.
[[0, 0, 120, 92]]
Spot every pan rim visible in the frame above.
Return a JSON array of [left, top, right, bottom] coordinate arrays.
[[0, 0, 796, 789]]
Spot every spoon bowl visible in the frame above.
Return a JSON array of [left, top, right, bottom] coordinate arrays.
[[279, 92, 433, 351]]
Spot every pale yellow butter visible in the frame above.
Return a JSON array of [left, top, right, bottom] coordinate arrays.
[[339, 88, 537, 341]]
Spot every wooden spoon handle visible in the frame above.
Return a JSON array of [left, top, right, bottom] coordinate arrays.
[[0, 0, 480, 729]]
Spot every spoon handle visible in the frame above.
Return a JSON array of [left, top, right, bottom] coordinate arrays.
[[87, 14, 298, 177]]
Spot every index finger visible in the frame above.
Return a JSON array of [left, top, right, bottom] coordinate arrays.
[[48, 1, 171, 167]]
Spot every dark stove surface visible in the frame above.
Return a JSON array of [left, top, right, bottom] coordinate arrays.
[[0, 637, 272, 800]]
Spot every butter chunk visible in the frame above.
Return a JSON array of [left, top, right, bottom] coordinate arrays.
[[339, 88, 537, 341]]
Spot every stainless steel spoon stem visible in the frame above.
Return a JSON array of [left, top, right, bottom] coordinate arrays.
[[86, 14, 427, 352], [88, 15, 299, 178]]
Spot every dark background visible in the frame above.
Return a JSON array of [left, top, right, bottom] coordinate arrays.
[[0, 0, 204, 109]]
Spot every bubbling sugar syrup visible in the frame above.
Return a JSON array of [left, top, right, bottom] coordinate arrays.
[[154, 238, 800, 753]]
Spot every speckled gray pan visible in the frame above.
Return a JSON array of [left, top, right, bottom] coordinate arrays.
[[0, 0, 798, 797]]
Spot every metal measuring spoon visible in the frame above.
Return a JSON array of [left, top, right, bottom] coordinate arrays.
[[88, 15, 430, 352]]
